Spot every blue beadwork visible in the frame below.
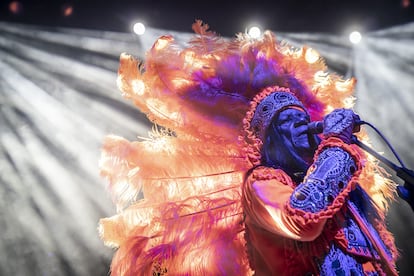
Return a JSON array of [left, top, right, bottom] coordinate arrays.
[[319, 245, 371, 276], [290, 147, 356, 213], [344, 216, 380, 259], [323, 109, 355, 137], [250, 92, 307, 139]]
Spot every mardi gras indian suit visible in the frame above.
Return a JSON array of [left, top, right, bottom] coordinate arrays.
[[99, 21, 398, 275]]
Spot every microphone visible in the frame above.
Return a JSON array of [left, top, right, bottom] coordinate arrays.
[[307, 121, 324, 134], [307, 120, 362, 134]]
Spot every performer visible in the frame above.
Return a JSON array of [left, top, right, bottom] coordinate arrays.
[[242, 89, 398, 275], [99, 21, 398, 275]]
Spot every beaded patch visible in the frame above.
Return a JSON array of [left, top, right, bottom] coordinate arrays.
[[290, 147, 356, 213]]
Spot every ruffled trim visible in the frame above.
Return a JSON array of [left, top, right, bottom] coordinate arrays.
[[285, 137, 363, 224], [248, 165, 295, 185]]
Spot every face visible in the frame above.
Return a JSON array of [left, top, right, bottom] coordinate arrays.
[[273, 108, 313, 154]]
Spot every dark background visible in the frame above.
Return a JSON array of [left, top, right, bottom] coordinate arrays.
[[1, 1, 414, 275], [1, 0, 414, 35]]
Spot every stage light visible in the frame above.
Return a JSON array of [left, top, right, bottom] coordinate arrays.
[[248, 26, 262, 39], [133, 22, 146, 35], [62, 4, 73, 17], [349, 31, 362, 44], [9, 1, 22, 15], [402, 0, 411, 8]]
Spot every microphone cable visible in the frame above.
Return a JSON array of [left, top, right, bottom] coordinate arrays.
[[357, 120, 407, 169]]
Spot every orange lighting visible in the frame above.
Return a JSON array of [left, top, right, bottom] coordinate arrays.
[[9, 1, 22, 14], [402, 0, 411, 7], [62, 4, 73, 17], [305, 48, 319, 64]]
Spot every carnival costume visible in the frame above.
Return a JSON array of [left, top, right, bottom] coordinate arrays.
[[99, 21, 398, 275]]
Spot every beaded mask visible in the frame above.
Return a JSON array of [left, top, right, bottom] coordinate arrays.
[[250, 90, 308, 140]]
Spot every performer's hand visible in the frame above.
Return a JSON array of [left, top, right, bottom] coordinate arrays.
[[323, 109, 360, 144]]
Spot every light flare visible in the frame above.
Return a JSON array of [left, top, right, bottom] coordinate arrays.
[[184, 51, 195, 64], [133, 22, 146, 35], [305, 48, 319, 64], [132, 79, 145, 95], [183, 51, 208, 70], [343, 96, 355, 108], [313, 70, 331, 88], [248, 26, 262, 39], [154, 37, 172, 51], [335, 79, 353, 92], [349, 31, 362, 44]]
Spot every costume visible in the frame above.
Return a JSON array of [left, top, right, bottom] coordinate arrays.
[[241, 86, 399, 275], [99, 21, 398, 275]]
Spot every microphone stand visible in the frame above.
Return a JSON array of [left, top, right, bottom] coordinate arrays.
[[352, 136, 414, 212]]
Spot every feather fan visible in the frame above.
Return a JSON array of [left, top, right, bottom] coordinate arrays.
[[99, 21, 396, 275]]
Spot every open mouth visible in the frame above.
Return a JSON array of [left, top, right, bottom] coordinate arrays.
[[295, 124, 309, 135], [292, 125, 311, 148]]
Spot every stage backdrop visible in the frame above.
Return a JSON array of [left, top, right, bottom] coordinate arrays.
[[0, 21, 413, 275]]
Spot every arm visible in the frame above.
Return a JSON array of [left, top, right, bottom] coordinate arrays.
[[290, 141, 360, 213], [243, 166, 327, 241], [243, 139, 362, 242], [287, 109, 363, 234], [287, 137, 362, 221], [243, 109, 363, 241]]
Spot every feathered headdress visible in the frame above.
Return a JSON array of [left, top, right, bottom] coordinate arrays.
[[99, 21, 395, 275]]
